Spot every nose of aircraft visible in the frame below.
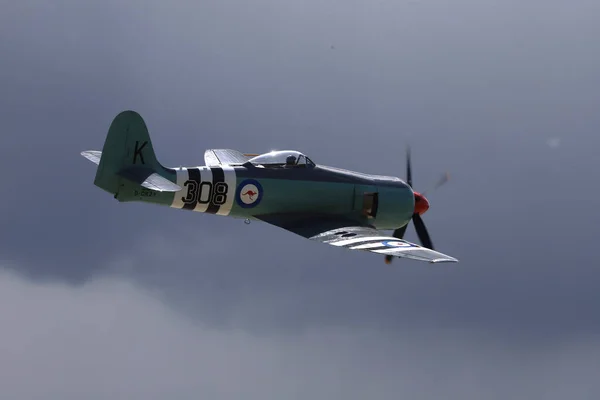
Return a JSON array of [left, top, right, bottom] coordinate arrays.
[[414, 191, 430, 215]]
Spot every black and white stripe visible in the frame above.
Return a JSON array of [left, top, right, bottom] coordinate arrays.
[[193, 167, 212, 213], [323, 234, 419, 253], [205, 166, 224, 214], [216, 165, 236, 216], [311, 228, 457, 263], [170, 167, 190, 209], [170, 165, 236, 216], [327, 236, 392, 250], [183, 167, 201, 211]]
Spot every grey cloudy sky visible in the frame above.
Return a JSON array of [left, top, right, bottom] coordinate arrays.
[[1, 0, 600, 398]]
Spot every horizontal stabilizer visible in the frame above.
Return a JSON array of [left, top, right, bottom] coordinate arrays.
[[81, 150, 180, 192], [118, 166, 181, 192], [204, 149, 252, 166], [81, 150, 102, 165], [141, 173, 181, 192]]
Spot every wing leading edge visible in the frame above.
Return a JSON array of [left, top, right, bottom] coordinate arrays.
[[255, 214, 458, 264]]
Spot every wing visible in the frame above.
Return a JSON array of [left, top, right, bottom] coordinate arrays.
[[255, 214, 458, 264], [204, 149, 252, 166], [309, 225, 458, 263]]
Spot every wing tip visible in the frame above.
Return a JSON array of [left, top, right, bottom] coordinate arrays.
[[430, 257, 459, 264]]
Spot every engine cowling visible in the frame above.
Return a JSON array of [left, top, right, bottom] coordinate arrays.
[[363, 183, 414, 230]]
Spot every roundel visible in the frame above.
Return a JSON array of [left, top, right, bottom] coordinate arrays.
[[381, 240, 414, 248], [235, 179, 263, 208]]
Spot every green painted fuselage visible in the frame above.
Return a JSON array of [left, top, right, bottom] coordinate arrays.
[[112, 162, 415, 231], [88, 110, 415, 231]]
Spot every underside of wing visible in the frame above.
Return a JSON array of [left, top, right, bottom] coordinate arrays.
[[310, 225, 458, 263], [255, 214, 458, 264], [204, 149, 252, 166]]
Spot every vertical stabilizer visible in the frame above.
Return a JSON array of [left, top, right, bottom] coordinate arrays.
[[83, 110, 175, 196]]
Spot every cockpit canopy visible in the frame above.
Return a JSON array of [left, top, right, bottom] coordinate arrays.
[[247, 150, 316, 168]]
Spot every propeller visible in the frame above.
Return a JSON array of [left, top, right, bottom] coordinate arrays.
[[422, 172, 450, 196], [384, 146, 449, 264]]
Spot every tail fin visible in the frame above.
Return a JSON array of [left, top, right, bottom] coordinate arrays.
[[81, 110, 180, 197]]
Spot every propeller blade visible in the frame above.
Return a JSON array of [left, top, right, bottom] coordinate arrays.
[[384, 224, 409, 264], [412, 213, 434, 250], [406, 145, 412, 188], [422, 172, 450, 196], [435, 172, 450, 190], [392, 224, 408, 240]]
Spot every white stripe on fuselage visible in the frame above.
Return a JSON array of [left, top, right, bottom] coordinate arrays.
[[217, 165, 236, 216], [193, 166, 213, 213], [170, 167, 189, 209]]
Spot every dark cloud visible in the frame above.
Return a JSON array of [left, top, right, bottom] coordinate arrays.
[[1, 0, 600, 397], [1, 269, 599, 400]]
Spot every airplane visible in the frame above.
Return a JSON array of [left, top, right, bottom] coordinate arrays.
[[81, 110, 458, 264]]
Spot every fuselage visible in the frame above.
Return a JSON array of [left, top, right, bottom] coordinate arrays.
[[116, 162, 415, 230]]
